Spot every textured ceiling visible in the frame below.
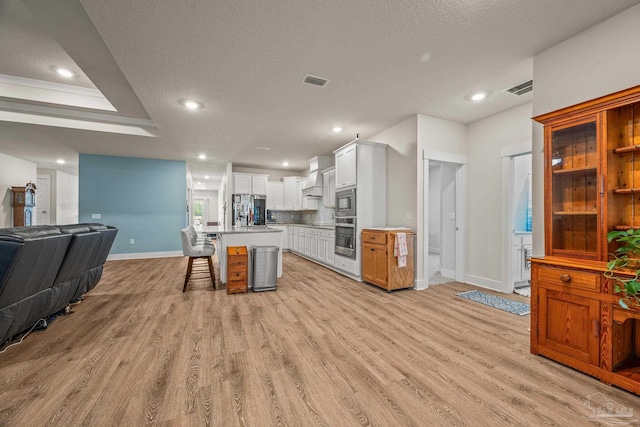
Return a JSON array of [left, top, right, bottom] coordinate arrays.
[[1, 0, 639, 189]]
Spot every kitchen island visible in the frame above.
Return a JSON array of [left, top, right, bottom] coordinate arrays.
[[203, 225, 283, 286]]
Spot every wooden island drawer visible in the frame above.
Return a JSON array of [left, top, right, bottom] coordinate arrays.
[[536, 265, 600, 291], [362, 231, 386, 245]]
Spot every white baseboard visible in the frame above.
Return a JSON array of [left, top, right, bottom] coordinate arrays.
[[107, 251, 183, 261], [428, 248, 441, 254], [413, 278, 427, 290], [441, 268, 456, 279], [464, 274, 504, 293]]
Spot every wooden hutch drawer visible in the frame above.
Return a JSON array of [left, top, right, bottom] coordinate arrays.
[[362, 231, 386, 245], [536, 265, 600, 292]]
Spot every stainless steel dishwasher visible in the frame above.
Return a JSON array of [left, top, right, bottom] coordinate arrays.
[[251, 246, 278, 291]]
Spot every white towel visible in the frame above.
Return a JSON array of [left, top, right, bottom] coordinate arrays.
[[394, 233, 408, 268]]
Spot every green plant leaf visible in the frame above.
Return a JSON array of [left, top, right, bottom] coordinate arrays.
[[626, 280, 640, 295], [614, 284, 622, 293]]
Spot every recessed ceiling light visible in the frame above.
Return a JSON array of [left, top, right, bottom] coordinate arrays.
[[56, 68, 74, 78], [256, 146, 271, 151], [471, 92, 486, 101], [198, 154, 207, 160], [56, 159, 66, 164], [282, 161, 289, 167], [197, 181, 202, 185], [205, 175, 210, 179], [332, 126, 343, 133], [181, 99, 202, 110]]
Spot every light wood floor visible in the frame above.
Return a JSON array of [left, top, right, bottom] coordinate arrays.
[[1, 253, 638, 426]]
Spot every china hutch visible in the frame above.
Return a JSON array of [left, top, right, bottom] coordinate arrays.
[[532, 85, 640, 394]]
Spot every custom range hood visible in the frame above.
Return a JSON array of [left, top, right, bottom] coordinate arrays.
[[302, 156, 331, 197]]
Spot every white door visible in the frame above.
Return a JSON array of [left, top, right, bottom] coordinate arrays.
[[36, 174, 51, 225]]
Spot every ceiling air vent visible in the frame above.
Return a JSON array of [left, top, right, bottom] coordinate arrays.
[[302, 74, 329, 87], [506, 80, 533, 96]]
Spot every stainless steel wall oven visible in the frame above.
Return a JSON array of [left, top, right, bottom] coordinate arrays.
[[335, 217, 356, 258]]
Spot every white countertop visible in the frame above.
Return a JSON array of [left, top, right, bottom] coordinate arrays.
[[364, 227, 412, 231], [266, 223, 335, 230], [203, 225, 284, 234]]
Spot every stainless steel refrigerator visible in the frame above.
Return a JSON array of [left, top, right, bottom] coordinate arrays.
[[232, 194, 266, 226]]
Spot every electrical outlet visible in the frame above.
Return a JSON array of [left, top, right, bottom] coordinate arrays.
[[129, 239, 135, 245], [91, 213, 101, 219]]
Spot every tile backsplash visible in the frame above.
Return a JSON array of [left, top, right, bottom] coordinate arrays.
[[268, 198, 335, 226]]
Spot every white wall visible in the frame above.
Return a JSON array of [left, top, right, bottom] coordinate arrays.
[[533, 4, 640, 118], [440, 163, 456, 277], [0, 152, 37, 228], [428, 164, 442, 253], [56, 170, 78, 224], [369, 115, 418, 230], [532, 4, 640, 257], [466, 103, 532, 290]]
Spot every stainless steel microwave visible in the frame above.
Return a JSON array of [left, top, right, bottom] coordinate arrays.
[[335, 187, 356, 217]]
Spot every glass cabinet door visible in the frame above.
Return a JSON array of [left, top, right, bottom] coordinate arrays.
[[607, 102, 640, 233], [547, 117, 600, 259]]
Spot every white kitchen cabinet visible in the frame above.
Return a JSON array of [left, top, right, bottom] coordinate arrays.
[[317, 230, 326, 262], [292, 226, 299, 252], [332, 140, 387, 280], [304, 228, 312, 257], [251, 175, 268, 195], [298, 227, 306, 254], [267, 182, 284, 210], [325, 230, 335, 266], [310, 228, 318, 259], [234, 173, 252, 194], [335, 145, 357, 189], [233, 173, 269, 195], [296, 180, 304, 210], [322, 168, 336, 208], [287, 226, 294, 249], [283, 177, 297, 210]]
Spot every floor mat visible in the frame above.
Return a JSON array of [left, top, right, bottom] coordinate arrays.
[[514, 286, 530, 297], [456, 289, 530, 316]]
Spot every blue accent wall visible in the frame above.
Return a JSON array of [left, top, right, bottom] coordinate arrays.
[[79, 154, 186, 254]]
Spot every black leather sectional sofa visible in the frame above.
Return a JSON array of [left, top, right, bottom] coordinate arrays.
[[0, 223, 117, 345]]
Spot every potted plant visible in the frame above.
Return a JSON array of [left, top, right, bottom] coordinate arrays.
[[605, 228, 640, 309]]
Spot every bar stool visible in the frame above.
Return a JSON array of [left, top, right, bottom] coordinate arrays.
[[180, 228, 215, 292]]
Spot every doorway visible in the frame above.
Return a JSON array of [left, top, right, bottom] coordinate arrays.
[[501, 146, 533, 294], [193, 198, 210, 231], [426, 159, 465, 286]]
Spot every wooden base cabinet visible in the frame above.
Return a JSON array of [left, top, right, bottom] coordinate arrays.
[[361, 229, 415, 292], [537, 286, 600, 367], [531, 259, 640, 394]]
